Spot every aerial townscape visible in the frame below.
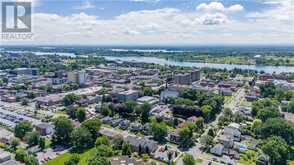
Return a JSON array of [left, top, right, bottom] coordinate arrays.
[[0, 46, 293, 165], [1, 0, 294, 165]]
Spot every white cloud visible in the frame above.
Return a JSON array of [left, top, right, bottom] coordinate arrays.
[[2, 3, 294, 45], [247, 0, 294, 22], [227, 4, 244, 12], [196, 2, 244, 13], [75, 1, 95, 10], [196, 2, 225, 12], [198, 13, 229, 25]]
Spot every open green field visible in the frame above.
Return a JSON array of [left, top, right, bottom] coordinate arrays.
[[44, 148, 96, 165]]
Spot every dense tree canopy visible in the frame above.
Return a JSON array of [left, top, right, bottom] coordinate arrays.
[[63, 93, 81, 106], [81, 118, 102, 140], [139, 102, 152, 123], [88, 156, 111, 165], [25, 131, 40, 147], [178, 127, 194, 149], [14, 121, 33, 139], [151, 121, 168, 142], [262, 136, 289, 165], [76, 107, 86, 122], [71, 127, 94, 150], [53, 117, 74, 145], [252, 98, 281, 121], [256, 118, 294, 145]]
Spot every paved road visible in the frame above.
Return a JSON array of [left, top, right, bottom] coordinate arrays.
[[224, 88, 245, 113], [205, 88, 246, 134]]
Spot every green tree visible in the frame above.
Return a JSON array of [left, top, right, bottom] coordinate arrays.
[[88, 156, 111, 165], [39, 137, 46, 150], [15, 148, 28, 162], [14, 121, 33, 139], [201, 105, 212, 121], [25, 131, 40, 146], [143, 87, 154, 96], [122, 142, 132, 156], [288, 98, 294, 113], [81, 118, 101, 140], [223, 108, 233, 119], [251, 119, 262, 131], [63, 93, 81, 106], [182, 154, 195, 165], [262, 136, 289, 165], [178, 127, 193, 149], [76, 107, 86, 122], [53, 117, 74, 145], [151, 122, 168, 142], [140, 102, 152, 123], [64, 154, 80, 165], [71, 127, 94, 150], [252, 98, 278, 117], [112, 135, 124, 150], [195, 117, 204, 132], [11, 138, 20, 150], [123, 100, 137, 114], [101, 104, 112, 116], [24, 155, 39, 165], [95, 136, 109, 146], [95, 145, 114, 157], [256, 118, 294, 145], [260, 82, 276, 98], [175, 98, 194, 106], [256, 108, 281, 122]]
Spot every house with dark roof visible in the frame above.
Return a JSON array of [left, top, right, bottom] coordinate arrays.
[[125, 136, 158, 154]]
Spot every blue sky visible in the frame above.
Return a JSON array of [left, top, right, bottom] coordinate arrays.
[[1, 0, 294, 45], [33, 0, 276, 19]]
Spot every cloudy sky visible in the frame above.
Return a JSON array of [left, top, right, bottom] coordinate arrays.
[[1, 0, 294, 45]]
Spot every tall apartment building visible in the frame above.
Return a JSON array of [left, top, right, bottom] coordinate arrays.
[[67, 71, 86, 85], [191, 70, 201, 82], [174, 70, 201, 85], [175, 73, 192, 85]]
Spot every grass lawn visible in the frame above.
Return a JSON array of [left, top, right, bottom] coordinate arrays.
[[195, 158, 203, 163], [45, 139, 52, 149], [236, 150, 257, 165], [44, 148, 96, 165], [224, 96, 232, 103], [44, 152, 71, 165]]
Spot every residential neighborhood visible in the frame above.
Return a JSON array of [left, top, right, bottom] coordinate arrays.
[[0, 48, 293, 165]]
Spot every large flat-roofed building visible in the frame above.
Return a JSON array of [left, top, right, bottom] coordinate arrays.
[[113, 90, 139, 102], [10, 68, 39, 76], [36, 86, 101, 106], [175, 73, 191, 85]]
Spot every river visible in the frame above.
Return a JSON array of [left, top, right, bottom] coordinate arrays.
[[104, 56, 294, 74], [2, 51, 76, 57]]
